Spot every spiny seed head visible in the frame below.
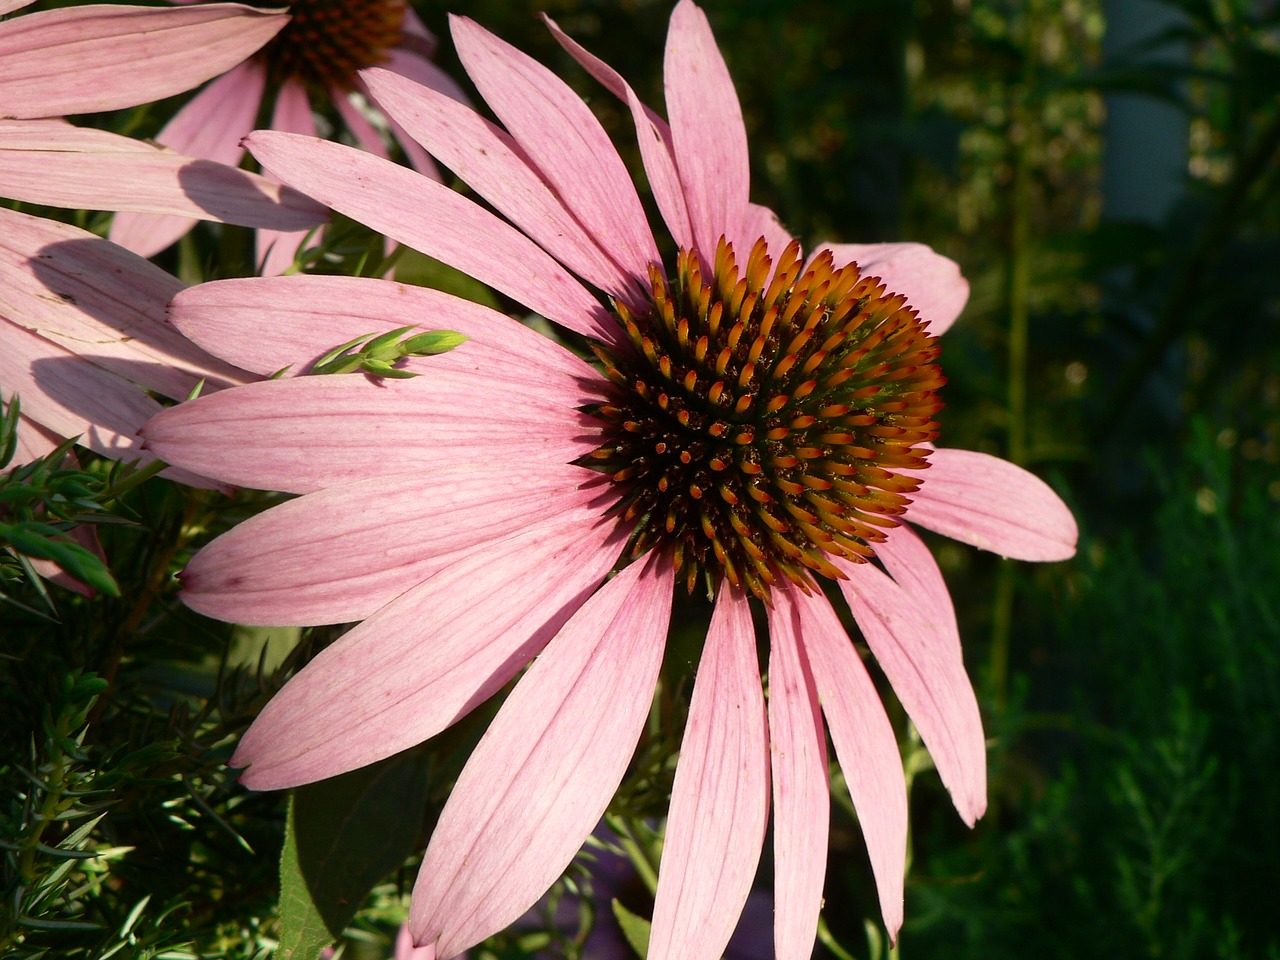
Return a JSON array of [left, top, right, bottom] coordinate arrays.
[[583, 237, 945, 601], [258, 0, 406, 93]]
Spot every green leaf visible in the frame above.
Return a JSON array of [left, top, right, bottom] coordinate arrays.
[[611, 898, 651, 960], [276, 749, 430, 960], [0, 521, 120, 596], [399, 330, 469, 355]]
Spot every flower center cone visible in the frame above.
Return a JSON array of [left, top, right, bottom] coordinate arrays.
[[585, 237, 945, 601]]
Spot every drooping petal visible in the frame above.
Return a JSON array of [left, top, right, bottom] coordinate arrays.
[[167, 275, 603, 408], [361, 66, 645, 302], [541, 13, 693, 253], [0, 322, 212, 486], [450, 16, 661, 288], [905, 448, 1078, 561], [245, 130, 616, 342], [0, 120, 326, 230], [837, 558, 987, 827], [0, 322, 159, 461], [140, 369, 596, 495], [256, 77, 317, 276], [369, 49, 466, 177], [0, 207, 247, 397], [109, 59, 267, 258], [743, 203, 796, 265], [180, 461, 609, 626], [818, 242, 969, 336], [0, 3, 283, 119], [792, 587, 907, 940], [664, 0, 750, 261], [158, 59, 266, 163], [875, 523, 961, 662], [333, 86, 390, 160], [766, 588, 830, 960], [231, 512, 624, 789], [366, 54, 450, 179], [410, 556, 673, 960], [649, 587, 769, 960]]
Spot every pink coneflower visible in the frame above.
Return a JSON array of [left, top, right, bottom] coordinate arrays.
[[1, 2, 317, 475], [0, 1, 325, 236], [141, 3, 1077, 958], [106, 0, 467, 274]]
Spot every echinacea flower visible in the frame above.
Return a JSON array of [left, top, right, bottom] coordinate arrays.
[[0, 1, 326, 238], [141, 3, 1078, 958], [105, 0, 467, 274], [1, 2, 322, 472]]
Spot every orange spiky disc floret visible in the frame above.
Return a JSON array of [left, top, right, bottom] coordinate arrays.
[[260, 0, 406, 93], [584, 237, 946, 601]]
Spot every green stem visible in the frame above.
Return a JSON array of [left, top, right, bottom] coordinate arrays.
[[604, 814, 660, 896], [990, 29, 1037, 714], [100, 457, 169, 504]]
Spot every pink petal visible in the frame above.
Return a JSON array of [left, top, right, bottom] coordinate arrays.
[[450, 16, 661, 289], [541, 14, 693, 253], [372, 48, 469, 177], [649, 588, 769, 960], [9, 414, 60, 467], [333, 86, 390, 160], [231, 513, 625, 789], [410, 555, 673, 959], [167, 275, 603, 408], [743, 203, 797, 264], [109, 60, 266, 258], [766, 589, 830, 960], [160, 59, 266, 162], [792, 587, 907, 940], [0, 322, 214, 486], [0, 207, 246, 397], [180, 462, 609, 627], [818, 242, 970, 336], [140, 370, 597, 495], [906, 448, 1078, 561], [361, 66, 645, 302], [837, 558, 987, 827], [0, 4, 283, 119], [245, 130, 616, 342], [379, 44, 471, 106], [0, 2, 35, 17], [0, 120, 326, 230], [1, 320, 157, 459], [255, 78, 317, 276], [395, 924, 436, 960], [382, 45, 468, 103], [399, 5, 436, 53], [876, 523, 961, 662], [664, 0, 750, 262]]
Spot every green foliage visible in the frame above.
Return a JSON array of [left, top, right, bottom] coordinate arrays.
[[903, 422, 1280, 959], [609, 899, 650, 959], [277, 751, 431, 960], [302, 326, 468, 379]]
